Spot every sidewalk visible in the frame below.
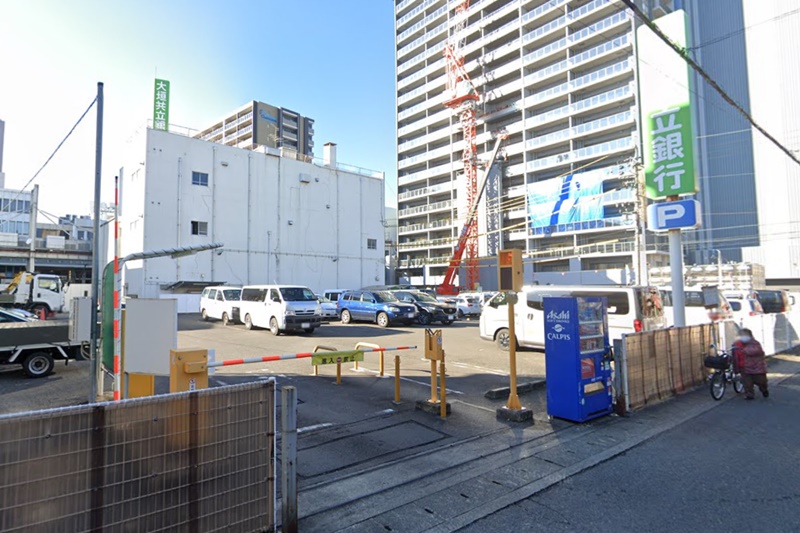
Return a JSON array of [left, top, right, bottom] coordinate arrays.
[[296, 353, 800, 532]]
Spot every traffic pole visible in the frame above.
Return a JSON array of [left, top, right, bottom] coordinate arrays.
[[506, 296, 522, 410]]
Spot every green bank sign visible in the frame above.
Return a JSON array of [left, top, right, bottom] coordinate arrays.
[[153, 78, 170, 131], [638, 10, 698, 199]]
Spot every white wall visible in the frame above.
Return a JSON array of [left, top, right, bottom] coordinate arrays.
[[120, 129, 385, 299], [741, 1, 800, 278]]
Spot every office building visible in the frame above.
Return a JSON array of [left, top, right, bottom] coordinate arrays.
[[395, 0, 680, 287], [195, 101, 315, 156], [120, 128, 385, 309]]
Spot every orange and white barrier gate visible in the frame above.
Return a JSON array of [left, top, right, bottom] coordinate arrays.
[[170, 346, 417, 394]]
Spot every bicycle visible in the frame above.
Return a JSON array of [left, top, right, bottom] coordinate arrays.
[[704, 345, 745, 400]]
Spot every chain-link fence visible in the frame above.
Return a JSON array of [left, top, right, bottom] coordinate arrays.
[[0, 381, 275, 532]]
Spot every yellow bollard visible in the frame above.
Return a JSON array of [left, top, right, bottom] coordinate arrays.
[[440, 359, 447, 419], [336, 362, 342, 385], [430, 359, 438, 403], [354, 342, 382, 375], [394, 355, 401, 404], [313, 345, 337, 377]]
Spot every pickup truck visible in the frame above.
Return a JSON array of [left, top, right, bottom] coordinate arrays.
[[0, 320, 88, 378]]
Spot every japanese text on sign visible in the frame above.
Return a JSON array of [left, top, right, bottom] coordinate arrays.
[[645, 104, 696, 198], [312, 351, 364, 366], [153, 79, 170, 131]]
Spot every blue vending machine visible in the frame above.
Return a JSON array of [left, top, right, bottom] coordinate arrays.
[[544, 297, 613, 423]]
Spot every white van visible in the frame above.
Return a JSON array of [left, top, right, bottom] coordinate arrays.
[[239, 285, 322, 335], [480, 285, 666, 350], [199, 286, 242, 326], [661, 288, 733, 326], [323, 289, 350, 303]]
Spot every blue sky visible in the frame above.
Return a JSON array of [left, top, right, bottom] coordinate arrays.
[[0, 0, 397, 216]]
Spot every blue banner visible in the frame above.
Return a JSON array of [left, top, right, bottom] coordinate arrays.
[[526, 167, 623, 235]]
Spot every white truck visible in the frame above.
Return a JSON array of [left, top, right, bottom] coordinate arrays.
[[0, 271, 65, 315], [0, 321, 88, 377]]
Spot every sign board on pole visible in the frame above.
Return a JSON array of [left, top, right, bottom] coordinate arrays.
[[311, 350, 364, 366], [153, 79, 170, 131], [123, 298, 177, 375], [637, 10, 697, 199], [646, 199, 701, 231]]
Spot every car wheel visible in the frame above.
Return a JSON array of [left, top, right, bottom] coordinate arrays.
[[341, 310, 352, 324], [377, 312, 390, 328], [244, 314, 253, 330], [201, 309, 208, 321], [222, 312, 229, 326], [23, 351, 54, 378], [269, 317, 281, 336], [495, 328, 516, 351], [31, 304, 49, 318], [457, 309, 465, 319], [304, 328, 315, 334], [417, 312, 431, 325]]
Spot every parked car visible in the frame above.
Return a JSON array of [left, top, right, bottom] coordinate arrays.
[[726, 296, 764, 325], [337, 290, 417, 327], [481, 285, 667, 350], [239, 285, 322, 335], [660, 288, 734, 326], [754, 289, 792, 314], [454, 294, 482, 319], [0, 308, 35, 323], [392, 290, 458, 325], [316, 295, 339, 320], [200, 286, 242, 326], [323, 288, 350, 303], [3, 308, 40, 321]]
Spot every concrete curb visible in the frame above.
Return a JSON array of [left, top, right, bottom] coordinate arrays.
[[484, 379, 546, 399]]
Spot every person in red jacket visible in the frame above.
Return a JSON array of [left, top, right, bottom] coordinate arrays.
[[732, 328, 769, 400]]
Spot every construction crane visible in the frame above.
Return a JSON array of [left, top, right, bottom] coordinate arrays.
[[437, 133, 507, 296], [438, 0, 505, 295]]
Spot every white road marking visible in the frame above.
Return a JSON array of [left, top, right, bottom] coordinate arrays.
[[297, 423, 334, 434], [399, 376, 464, 395], [451, 399, 496, 413], [451, 361, 508, 376]]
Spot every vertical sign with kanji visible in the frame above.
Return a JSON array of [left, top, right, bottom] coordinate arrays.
[[637, 10, 698, 199], [646, 104, 695, 197], [153, 79, 170, 131]]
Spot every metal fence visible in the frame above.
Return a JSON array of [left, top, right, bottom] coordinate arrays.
[[0, 381, 275, 533], [620, 324, 716, 411]]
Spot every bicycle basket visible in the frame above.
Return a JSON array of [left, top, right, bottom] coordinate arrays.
[[704, 355, 729, 370]]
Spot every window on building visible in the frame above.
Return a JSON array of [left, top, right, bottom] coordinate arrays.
[[192, 171, 209, 186], [191, 221, 208, 236], [367, 238, 377, 250]]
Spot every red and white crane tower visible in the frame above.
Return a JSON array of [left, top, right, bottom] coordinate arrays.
[[441, 0, 482, 294]]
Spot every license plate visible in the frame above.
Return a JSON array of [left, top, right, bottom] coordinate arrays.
[[302, 322, 310, 328], [448, 315, 454, 320], [407, 313, 415, 318]]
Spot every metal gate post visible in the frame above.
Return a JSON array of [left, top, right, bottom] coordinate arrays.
[[281, 386, 298, 533]]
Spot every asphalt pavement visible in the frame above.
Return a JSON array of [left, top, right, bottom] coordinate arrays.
[[461, 367, 800, 533]]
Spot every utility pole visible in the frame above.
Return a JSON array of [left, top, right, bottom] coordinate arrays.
[[28, 184, 38, 272], [90, 82, 104, 403]]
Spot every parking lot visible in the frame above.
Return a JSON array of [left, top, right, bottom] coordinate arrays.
[[180, 314, 546, 426], [0, 314, 548, 421]]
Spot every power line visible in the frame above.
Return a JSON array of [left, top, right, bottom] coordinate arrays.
[[619, 0, 800, 168], [687, 7, 800, 52], [0, 97, 97, 215]]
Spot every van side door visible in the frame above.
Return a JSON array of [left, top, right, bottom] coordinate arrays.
[[522, 292, 546, 347]]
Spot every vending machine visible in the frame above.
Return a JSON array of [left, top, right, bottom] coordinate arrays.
[[544, 296, 613, 423]]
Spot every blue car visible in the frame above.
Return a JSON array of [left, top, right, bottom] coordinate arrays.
[[337, 290, 417, 327]]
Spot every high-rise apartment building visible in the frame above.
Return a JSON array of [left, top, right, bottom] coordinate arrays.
[[395, 0, 679, 287], [195, 101, 315, 156]]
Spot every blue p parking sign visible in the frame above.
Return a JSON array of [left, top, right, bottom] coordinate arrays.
[[646, 199, 701, 231]]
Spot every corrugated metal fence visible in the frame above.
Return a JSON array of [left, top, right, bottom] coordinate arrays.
[[0, 381, 275, 533], [621, 324, 716, 411]]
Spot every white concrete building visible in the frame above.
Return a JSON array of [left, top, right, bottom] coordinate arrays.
[[740, 0, 800, 282], [120, 129, 386, 304]]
